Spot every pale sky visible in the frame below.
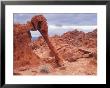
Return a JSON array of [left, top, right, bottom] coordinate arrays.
[[14, 13, 97, 25], [14, 13, 97, 38]]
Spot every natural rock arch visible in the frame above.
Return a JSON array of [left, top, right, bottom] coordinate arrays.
[[14, 15, 62, 69]]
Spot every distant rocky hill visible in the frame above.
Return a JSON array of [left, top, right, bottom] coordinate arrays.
[[61, 29, 97, 48], [32, 29, 97, 48]]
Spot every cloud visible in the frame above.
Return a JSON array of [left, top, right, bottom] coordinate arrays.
[[30, 25, 97, 37], [14, 13, 97, 38], [14, 13, 97, 25]]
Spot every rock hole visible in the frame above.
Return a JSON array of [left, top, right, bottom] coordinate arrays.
[[30, 31, 41, 41]]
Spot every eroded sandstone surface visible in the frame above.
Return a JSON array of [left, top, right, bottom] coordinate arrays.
[[14, 23, 97, 75]]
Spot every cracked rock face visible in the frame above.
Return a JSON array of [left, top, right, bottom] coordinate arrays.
[[14, 23, 40, 69]]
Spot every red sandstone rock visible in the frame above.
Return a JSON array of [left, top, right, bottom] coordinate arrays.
[[13, 20, 97, 75], [14, 22, 40, 69]]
